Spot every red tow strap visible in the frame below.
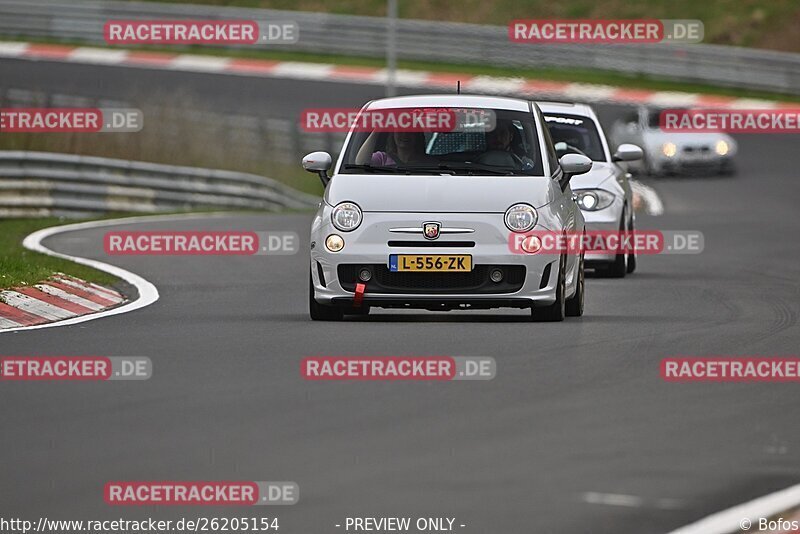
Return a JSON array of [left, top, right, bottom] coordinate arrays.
[[354, 283, 366, 307]]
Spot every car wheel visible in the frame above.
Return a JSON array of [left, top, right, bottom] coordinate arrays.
[[534, 255, 566, 322], [720, 160, 737, 176], [599, 216, 627, 278], [626, 214, 637, 274], [565, 253, 584, 317], [309, 273, 343, 321]]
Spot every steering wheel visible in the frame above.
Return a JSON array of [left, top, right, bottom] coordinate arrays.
[[477, 150, 518, 168]]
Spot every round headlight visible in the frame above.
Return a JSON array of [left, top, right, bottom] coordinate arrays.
[[662, 142, 677, 158], [325, 234, 344, 252], [504, 203, 537, 233], [715, 140, 729, 156], [579, 192, 598, 210], [331, 202, 362, 232], [575, 189, 615, 211]]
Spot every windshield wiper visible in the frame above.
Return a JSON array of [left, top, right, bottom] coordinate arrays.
[[342, 164, 403, 173], [342, 164, 443, 175], [408, 163, 521, 176]]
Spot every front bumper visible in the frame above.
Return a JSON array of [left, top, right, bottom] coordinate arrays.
[[653, 153, 733, 173], [310, 212, 564, 310], [580, 196, 624, 265]]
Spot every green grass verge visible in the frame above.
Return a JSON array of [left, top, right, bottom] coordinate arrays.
[[0, 218, 119, 291]]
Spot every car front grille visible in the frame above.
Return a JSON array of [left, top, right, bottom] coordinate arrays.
[[337, 264, 526, 294], [683, 145, 711, 154]]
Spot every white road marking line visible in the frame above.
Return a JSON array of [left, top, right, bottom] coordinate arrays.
[[270, 62, 335, 79], [582, 492, 644, 508], [465, 75, 526, 95], [667, 483, 800, 534], [171, 55, 231, 72], [0, 291, 76, 320], [647, 91, 700, 107], [376, 68, 430, 87], [68, 47, 129, 64], [34, 284, 105, 311], [563, 83, 619, 101], [0, 41, 29, 57], [727, 98, 779, 110]]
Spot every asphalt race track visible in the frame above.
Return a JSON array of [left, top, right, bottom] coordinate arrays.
[[1, 57, 799, 533]]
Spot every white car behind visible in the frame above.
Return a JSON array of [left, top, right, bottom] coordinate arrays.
[[540, 101, 643, 277]]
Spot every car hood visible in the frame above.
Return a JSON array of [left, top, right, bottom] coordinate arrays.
[[568, 161, 617, 190], [325, 174, 558, 212]]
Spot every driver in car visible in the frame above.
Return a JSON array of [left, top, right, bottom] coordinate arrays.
[[483, 120, 535, 170]]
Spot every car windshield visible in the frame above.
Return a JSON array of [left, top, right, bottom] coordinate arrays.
[[543, 113, 606, 162], [340, 108, 544, 176], [647, 108, 687, 129]]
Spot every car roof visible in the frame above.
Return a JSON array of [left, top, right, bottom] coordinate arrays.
[[537, 101, 598, 120], [366, 94, 531, 112]]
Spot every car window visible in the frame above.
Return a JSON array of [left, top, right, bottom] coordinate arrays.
[[536, 107, 561, 174], [544, 113, 606, 162], [341, 108, 544, 176], [647, 108, 685, 129], [622, 110, 638, 125]]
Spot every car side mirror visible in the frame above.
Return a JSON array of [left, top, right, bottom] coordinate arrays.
[[612, 143, 644, 162], [559, 153, 592, 177], [302, 151, 332, 186]]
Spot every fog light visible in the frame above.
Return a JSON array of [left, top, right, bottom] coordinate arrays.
[[490, 269, 504, 283], [520, 235, 542, 254], [358, 268, 372, 282], [325, 234, 344, 252]]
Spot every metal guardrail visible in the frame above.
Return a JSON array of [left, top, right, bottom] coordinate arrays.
[[0, 0, 799, 94], [0, 151, 319, 218], [0, 87, 347, 168]]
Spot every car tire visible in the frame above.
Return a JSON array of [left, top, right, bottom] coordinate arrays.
[[720, 160, 737, 176], [598, 216, 627, 278], [533, 255, 566, 322], [309, 273, 343, 321], [626, 213, 637, 274], [565, 253, 584, 317]]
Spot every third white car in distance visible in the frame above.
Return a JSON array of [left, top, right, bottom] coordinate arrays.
[[609, 105, 737, 176], [303, 94, 592, 321]]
